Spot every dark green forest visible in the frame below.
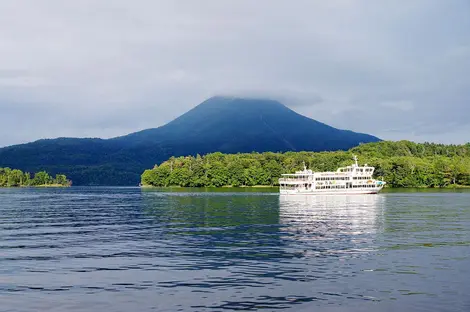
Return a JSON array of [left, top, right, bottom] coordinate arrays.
[[141, 141, 470, 188], [0, 168, 70, 187]]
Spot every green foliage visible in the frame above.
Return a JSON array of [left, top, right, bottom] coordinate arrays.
[[141, 141, 470, 188], [0, 168, 70, 187]]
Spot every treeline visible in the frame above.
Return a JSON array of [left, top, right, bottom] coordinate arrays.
[[141, 141, 470, 188], [0, 168, 71, 187]]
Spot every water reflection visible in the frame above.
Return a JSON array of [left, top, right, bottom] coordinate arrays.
[[142, 191, 280, 229], [280, 195, 385, 234], [279, 195, 386, 258], [141, 192, 290, 262], [140, 191, 386, 263]]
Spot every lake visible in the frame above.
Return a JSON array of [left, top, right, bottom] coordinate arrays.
[[0, 187, 469, 311]]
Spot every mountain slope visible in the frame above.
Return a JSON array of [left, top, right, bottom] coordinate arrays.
[[0, 96, 380, 185]]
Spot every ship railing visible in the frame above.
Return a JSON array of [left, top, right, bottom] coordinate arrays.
[[279, 177, 312, 183]]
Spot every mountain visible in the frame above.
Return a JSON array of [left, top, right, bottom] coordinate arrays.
[[0, 96, 380, 185]]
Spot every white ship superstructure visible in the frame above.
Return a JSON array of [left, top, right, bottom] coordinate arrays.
[[279, 156, 386, 195]]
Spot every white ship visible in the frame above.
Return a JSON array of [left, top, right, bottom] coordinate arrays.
[[279, 156, 386, 195]]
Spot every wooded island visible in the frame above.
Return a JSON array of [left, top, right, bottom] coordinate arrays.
[[0, 168, 70, 187], [141, 141, 470, 188]]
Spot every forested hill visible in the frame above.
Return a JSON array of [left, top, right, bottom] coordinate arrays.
[[141, 141, 470, 188], [0, 96, 379, 185]]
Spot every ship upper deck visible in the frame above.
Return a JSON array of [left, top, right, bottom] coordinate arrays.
[[279, 156, 375, 183]]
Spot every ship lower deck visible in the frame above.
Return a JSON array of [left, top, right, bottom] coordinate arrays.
[[280, 187, 383, 195]]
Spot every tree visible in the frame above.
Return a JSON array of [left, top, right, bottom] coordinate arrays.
[[54, 174, 69, 186], [32, 171, 52, 186], [0, 168, 68, 187], [8, 169, 24, 187]]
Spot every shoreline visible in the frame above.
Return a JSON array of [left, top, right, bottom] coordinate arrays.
[[0, 184, 70, 188], [140, 184, 470, 189]]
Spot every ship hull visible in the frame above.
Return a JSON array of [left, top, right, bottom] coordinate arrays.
[[280, 187, 383, 195]]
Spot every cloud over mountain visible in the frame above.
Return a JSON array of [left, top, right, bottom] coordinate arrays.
[[0, 0, 469, 146]]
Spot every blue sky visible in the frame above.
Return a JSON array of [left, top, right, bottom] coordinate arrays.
[[0, 0, 469, 147]]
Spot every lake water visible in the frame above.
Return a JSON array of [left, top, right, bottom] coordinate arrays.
[[0, 187, 469, 312]]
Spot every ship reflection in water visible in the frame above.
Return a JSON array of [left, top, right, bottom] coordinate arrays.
[[279, 194, 386, 258]]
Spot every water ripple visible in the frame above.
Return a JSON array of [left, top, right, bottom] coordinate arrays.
[[0, 187, 469, 312]]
